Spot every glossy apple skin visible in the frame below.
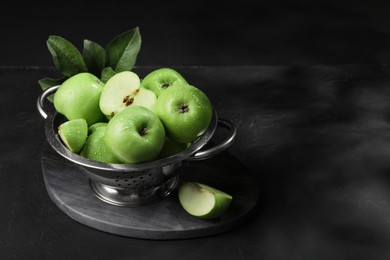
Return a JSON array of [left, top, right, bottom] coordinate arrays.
[[54, 72, 106, 126], [159, 137, 189, 158], [80, 125, 121, 164], [141, 67, 188, 97], [58, 118, 88, 154], [155, 84, 213, 144], [104, 106, 165, 164]]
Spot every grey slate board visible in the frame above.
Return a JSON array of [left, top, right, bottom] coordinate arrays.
[[40, 141, 259, 240]]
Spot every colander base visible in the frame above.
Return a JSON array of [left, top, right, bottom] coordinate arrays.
[[89, 176, 179, 207]]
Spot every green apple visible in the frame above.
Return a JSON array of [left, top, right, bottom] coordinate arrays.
[[99, 71, 157, 118], [54, 72, 106, 125], [141, 67, 189, 97], [178, 181, 233, 219], [155, 84, 213, 143], [159, 137, 190, 158], [80, 125, 121, 164], [104, 106, 165, 164], [88, 122, 108, 135], [58, 118, 88, 153]]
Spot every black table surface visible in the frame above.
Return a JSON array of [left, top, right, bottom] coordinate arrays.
[[3, 65, 390, 259]]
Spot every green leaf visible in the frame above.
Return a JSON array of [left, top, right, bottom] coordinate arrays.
[[82, 39, 105, 77], [101, 67, 117, 83], [38, 76, 67, 102], [47, 35, 88, 77], [105, 27, 141, 72]]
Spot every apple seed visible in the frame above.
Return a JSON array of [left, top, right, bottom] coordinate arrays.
[[126, 97, 134, 106]]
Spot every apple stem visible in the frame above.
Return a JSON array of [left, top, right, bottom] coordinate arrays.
[[161, 82, 171, 89], [179, 104, 189, 113], [139, 127, 148, 136]]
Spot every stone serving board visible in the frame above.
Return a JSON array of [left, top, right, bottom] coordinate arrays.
[[40, 141, 259, 240]]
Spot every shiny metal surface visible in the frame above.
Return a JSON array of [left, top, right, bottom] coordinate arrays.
[[37, 85, 237, 206], [89, 175, 180, 207]]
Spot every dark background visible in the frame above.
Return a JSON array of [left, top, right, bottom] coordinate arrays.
[[2, 0, 390, 67], [4, 1, 390, 259]]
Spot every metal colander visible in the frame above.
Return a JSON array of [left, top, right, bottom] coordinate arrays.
[[37, 85, 237, 207]]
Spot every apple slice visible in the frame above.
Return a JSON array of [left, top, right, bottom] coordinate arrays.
[[58, 118, 88, 153], [178, 181, 233, 219], [80, 125, 121, 164], [99, 71, 157, 117]]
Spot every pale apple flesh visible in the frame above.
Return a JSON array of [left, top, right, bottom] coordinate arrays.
[[99, 71, 156, 117], [58, 118, 88, 153], [178, 181, 233, 219]]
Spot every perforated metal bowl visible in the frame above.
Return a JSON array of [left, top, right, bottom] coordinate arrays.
[[37, 85, 237, 207]]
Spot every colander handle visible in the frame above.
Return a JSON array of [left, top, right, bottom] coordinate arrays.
[[37, 85, 60, 119], [186, 119, 237, 161]]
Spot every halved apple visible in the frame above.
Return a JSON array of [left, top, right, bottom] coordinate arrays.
[[178, 181, 233, 219], [99, 71, 157, 117]]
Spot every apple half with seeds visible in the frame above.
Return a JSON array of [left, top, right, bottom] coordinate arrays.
[[99, 71, 157, 118], [178, 181, 233, 219]]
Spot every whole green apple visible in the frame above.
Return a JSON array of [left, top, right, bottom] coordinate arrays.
[[80, 124, 121, 164], [88, 122, 108, 135], [104, 106, 165, 164], [54, 72, 106, 125], [155, 84, 213, 144], [141, 67, 188, 97], [159, 137, 190, 159]]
